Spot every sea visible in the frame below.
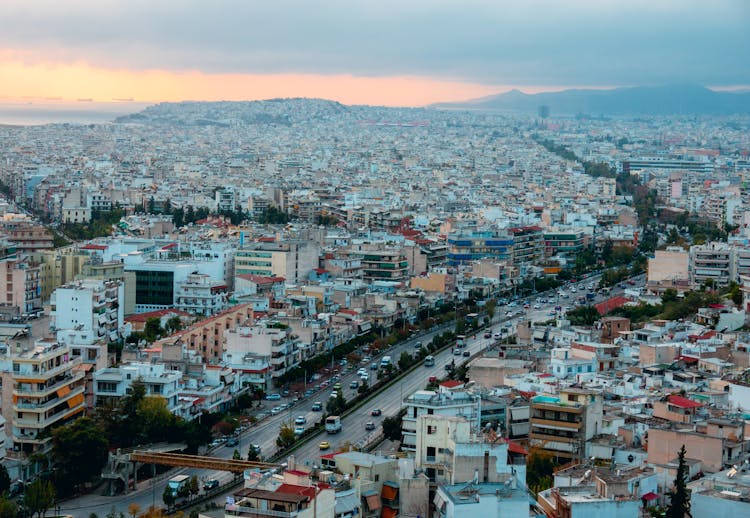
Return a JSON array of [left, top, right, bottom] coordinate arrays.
[[0, 101, 152, 126]]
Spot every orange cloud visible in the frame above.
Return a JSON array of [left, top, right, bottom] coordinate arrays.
[[0, 57, 517, 106]]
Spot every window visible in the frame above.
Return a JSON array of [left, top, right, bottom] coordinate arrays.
[[427, 425, 436, 435]]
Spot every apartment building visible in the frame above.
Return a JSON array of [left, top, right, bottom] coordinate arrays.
[[0, 339, 85, 457], [174, 272, 229, 316], [153, 303, 254, 363], [529, 389, 603, 462], [509, 226, 544, 266], [543, 228, 586, 259], [235, 240, 320, 284], [93, 362, 182, 412], [401, 382, 481, 452], [447, 232, 513, 266], [689, 241, 736, 288], [360, 250, 409, 282], [0, 255, 42, 315], [50, 279, 124, 342]]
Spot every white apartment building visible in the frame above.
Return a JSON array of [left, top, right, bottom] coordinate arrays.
[[93, 362, 182, 412], [689, 241, 736, 288], [175, 272, 229, 316], [401, 382, 481, 452], [223, 322, 301, 390], [50, 279, 124, 342]]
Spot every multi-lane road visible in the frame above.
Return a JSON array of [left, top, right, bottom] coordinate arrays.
[[59, 272, 642, 515]]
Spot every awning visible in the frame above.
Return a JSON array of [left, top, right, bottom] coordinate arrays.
[[56, 385, 71, 398], [381, 484, 398, 500], [365, 493, 381, 511], [642, 492, 658, 501], [67, 392, 84, 408], [381, 508, 397, 518]]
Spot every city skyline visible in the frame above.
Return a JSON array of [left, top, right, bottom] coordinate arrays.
[[0, 0, 748, 107]]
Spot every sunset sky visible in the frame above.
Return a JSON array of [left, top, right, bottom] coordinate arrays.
[[0, 0, 747, 107]]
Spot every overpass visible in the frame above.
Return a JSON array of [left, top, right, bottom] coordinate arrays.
[[102, 444, 279, 495]]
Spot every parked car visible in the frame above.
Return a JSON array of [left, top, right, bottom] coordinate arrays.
[[266, 393, 281, 401], [203, 479, 220, 491], [271, 406, 282, 414], [226, 437, 239, 447]]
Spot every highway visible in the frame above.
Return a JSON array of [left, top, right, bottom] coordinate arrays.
[[58, 271, 642, 515]]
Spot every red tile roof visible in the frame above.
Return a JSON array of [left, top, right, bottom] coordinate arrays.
[[125, 309, 191, 323], [667, 395, 703, 409], [439, 380, 463, 388], [236, 274, 285, 284], [508, 441, 528, 456], [595, 296, 630, 315], [81, 244, 107, 250]]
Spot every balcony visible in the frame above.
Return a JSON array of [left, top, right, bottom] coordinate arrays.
[[14, 371, 84, 397], [14, 385, 84, 413]]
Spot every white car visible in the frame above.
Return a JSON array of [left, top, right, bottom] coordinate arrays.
[[294, 426, 305, 435], [357, 368, 368, 376], [533, 304, 541, 309], [295, 415, 306, 425], [271, 406, 282, 414], [360, 372, 370, 381]]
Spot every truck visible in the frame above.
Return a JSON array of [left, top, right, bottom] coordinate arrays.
[[325, 415, 342, 434], [167, 475, 191, 498], [455, 335, 467, 348]]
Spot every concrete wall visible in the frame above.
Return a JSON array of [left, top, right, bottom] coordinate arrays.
[[692, 491, 750, 517], [647, 428, 724, 472]]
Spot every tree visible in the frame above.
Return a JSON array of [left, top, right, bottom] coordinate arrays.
[[136, 396, 177, 443], [172, 207, 184, 228], [105, 507, 124, 518], [247, 445, 260, 462], [526, 449, 557, 496], [397, 351, 412, 371], [52, 416, 109, 491], [662, 288, 678, 304], [162, 485, 175, 509], [127, 503, 141, 518], [381, 409, 406, 442], [326, 392, 346, 416], [0, 496, 17, 518], [25, 479, 56, 518], [189, 476, 199, 500], [665, 444, 692, 518], [165, 315, 183, 335], [147, 196, 156, 214], [232, 449, 241, 460], [276, 425, 296, 449], [0, 465, 9, 494], [143, 317, 163, 342]]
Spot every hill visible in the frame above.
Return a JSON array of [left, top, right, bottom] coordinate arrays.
[[431, 85, 750, 115]]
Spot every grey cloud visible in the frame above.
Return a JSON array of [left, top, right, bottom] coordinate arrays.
[[0, 0, 748, 87]]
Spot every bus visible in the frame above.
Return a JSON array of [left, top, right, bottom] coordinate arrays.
[[456, 335, 467, 348], [325, 415, 342, 434], [167, 475, 191, 497], [424, 355, 435, 367]]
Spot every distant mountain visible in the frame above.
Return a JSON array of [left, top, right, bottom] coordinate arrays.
[[431, 85, 750, 115]]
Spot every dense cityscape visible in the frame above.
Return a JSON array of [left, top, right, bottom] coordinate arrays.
[[0, 96, 746, 517]]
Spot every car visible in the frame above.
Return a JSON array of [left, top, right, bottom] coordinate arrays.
[[414, 341, 423, 349], [365, 422, 376, 431], [251, 444, 261, 454], [462, 350, 470, 357], [523, 303, 530, 309], [209, 438, 225, 447], [350, 380, 359, 389], [279, 403, 289, 410], [370, 362, 379, 370], [362, 356, 371, 363], [311, 402, 323, 411], [266, 393, 281, 401], [371, 408, 382, 416], [515, 310, 524, 316], [203, 478, 220, 491], [271, 406, 282, 414], [508, 301, 517, 307], [444, 363, 454, 371], [493, 332, 501, 339], [329, 391, 338, 399], [281, 389, 290, 397], [505, 311, 513, 317], [533, 304, 541, 309], [304, 388, 314, 397], [484, 332, 492, 338], [428, 375, 437, 383], [360, 373, 370, 381], [319, 441, 331, 450], [570, 287, 577, 293], [226, 437, 239, 447], [332, 383, 342, 391], [295, 415, 306, 425], [357, 368, 367, 375], [294, 426, 305, 435], [454, 348, 462, 355]]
